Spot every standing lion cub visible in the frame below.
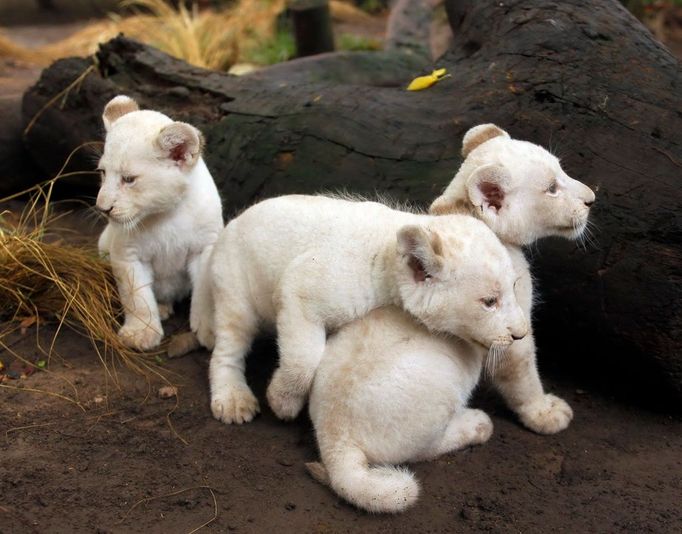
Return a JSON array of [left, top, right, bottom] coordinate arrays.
[[205, 195, 527, 424], [97, 95, 223, 350]]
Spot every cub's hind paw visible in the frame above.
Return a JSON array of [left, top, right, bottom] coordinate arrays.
[[211, 385, 260, 425], [157, 303, 174, 321], [195, 325, 215, 351], [518, 393, 573, 435], [266, 374, 306, 420], [464, 409, 494, 445]]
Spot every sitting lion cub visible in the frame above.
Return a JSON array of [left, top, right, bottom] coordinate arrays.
[[430, 124, 595, 434], [304, 125, 595, 513], [206, 195, 527, 424], [307, 307, 489, 513], [97, 95, 223, 350]]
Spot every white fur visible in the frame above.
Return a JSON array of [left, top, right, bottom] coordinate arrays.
[[431, 123, 595, 245], [306, 125, 595, 512], [97, 95, 223, 350], [205, 195, 526, 424], [430, 124, 593, 433], [308, 307, 491, 513]]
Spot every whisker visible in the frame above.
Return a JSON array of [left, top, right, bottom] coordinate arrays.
[[573, 218, 587, 251], [485, 343, 506, 380]]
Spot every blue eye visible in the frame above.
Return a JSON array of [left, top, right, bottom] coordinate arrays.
[[121, 175, 137, 184], [547, 181, 558, 194]]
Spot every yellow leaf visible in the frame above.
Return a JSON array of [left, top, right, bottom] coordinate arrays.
[[407, 74, 438, 91], [406, 68, 449, 91]]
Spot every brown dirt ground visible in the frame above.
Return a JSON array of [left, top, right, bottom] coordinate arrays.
[[1, 8, 682, 534], [1, 310, 681, 533]]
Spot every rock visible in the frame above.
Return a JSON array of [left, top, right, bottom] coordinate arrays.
[[158, 386, 178, 399]]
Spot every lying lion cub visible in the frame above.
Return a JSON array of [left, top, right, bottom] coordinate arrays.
[[97, 96, 222, 350], [205, 195, 527, 424], [305, 125, 595, 512]]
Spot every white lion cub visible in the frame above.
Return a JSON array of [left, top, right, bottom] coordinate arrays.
[[304, 125, 596, 513], [307, 307, 489, 513], [430, 124, 595, 434], [97, 95, 223, 350], [206, 195, 527, 424]]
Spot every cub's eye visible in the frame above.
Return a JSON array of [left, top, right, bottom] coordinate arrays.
[[481, 296, 498, 309], [546, 180, 559, 196], [121, 175, 137, 185]]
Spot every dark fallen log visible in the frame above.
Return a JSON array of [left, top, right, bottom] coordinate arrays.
[[21, 0, 681, 403]]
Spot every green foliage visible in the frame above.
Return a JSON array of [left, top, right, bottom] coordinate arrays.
[[358, 0, 385, 13], [245, 29, 383, 65], [245, 28, 295, 65], [337, 33, 382, 52]]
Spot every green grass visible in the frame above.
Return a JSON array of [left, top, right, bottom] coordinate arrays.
[[337, 33, 382, 52], [244, 28, 295, 65]]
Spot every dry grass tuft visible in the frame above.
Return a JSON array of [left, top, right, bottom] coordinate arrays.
[[0, 180, 188, 440], [0, 175, 167, 385]]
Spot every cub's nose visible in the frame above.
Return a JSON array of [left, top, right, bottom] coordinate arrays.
[[509, 318, 528, 341], [584, 187, 596, 207]]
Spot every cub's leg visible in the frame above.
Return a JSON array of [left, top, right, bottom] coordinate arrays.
[[492, 257, 573, 435], [112, 259, 163, 351], [189, 246, 215, 349], [421, 408, 493, 460], [267, 298, 326, 420], [209, 294, 260, 425], [492, 334, 573, 434]]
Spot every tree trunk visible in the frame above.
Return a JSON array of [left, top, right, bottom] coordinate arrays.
[[21, 0, 682, 403], [289, 0, 335, 57]]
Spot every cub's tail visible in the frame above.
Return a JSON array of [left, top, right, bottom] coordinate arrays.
[[189, 245, 216, 350], [305, 447, 419, 513]]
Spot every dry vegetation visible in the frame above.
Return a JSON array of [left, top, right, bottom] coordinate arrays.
[[0, 171, 167, 388], [0, 0, 376, 70]]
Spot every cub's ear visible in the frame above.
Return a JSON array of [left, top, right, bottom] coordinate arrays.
[[155, 122, 204, 169], [466, 163, 512, 216], [397, 225, 444, 282], [462, 124, 510, 158], [102, 95, 139, 131]]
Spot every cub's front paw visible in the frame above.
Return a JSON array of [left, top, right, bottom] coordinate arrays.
[[211, 385, 260, 424], [518, 394, 573, 435], [118, 323, 163, 351], [266, 373, 306, 420]]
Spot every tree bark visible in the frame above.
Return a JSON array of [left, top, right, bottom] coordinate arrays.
[[21, 0, 682, 403]]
